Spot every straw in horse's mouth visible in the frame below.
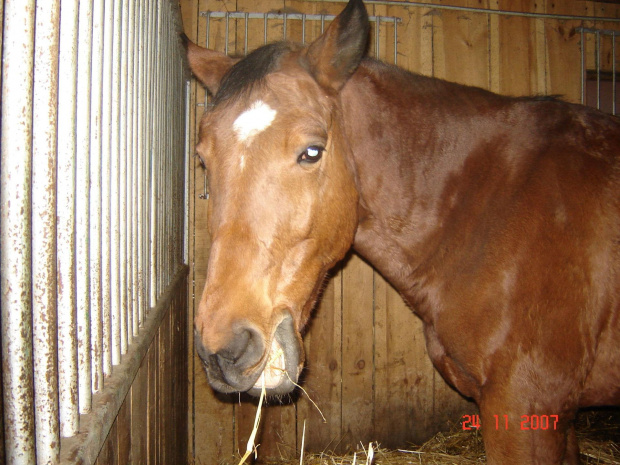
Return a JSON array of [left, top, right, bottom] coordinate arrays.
[[254, 338, 286, 390]]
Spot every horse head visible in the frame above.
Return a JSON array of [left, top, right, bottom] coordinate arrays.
[[188, 0, 369, 395]]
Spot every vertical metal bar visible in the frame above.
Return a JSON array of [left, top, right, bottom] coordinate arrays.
[[613, 32, 617, 116], [150, 1, 160, 307], [57, 0, 80, 437], [302, 13, 306, 44], [596, 30, 601, 110], [321, 15, 325, 33], [245, 13, 249, 55], [146, 0, 155, 311], [283, 13, 288, 40], [394, 17, 398, 65], [76, 0, 94, 416], [111, 0, 122, 365], [31, 0, 61, 461], [101, 0, 115, 377], [225, 11, 230, 56], [137, 0, 146, 325], [90, 0, 105, 393], [184, 80, 191, 265], [375, 16, 380, 58], [131, 0, 140, 336], [1, 1, 36, 462], [264, 13, 268, 44], [580, 28, 586, 105], [119, 0, 129, 356]]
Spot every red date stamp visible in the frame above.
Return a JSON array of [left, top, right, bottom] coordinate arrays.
[[462, 414, 559, 431]]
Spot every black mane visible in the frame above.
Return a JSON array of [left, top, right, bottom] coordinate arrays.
[[213, 41, 295, 106]]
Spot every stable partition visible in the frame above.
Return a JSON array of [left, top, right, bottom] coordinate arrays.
[[1, 1, 189, 463]]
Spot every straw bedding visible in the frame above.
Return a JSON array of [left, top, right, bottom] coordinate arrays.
[[255, 409, 619, 465]]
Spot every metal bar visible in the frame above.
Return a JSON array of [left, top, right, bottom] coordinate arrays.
[[613, 33, 617, 116], [200, 11, 402, 23], [101, 0, 115, 378], [394, 17, 398, 65], [57, 0, 80, 437], [597, 31, 601, 110], [131, 0, 140, 336], [119, 0, 129, 356], [31, 0, 61, 462], [375, 16, 380, 58], [298, 0, 620, 22], [581, 28, 585, 105], [110, 0, 122, 366], [302, 13, 306, 44], [185, 80, 191, 265], [137, 0, 146, 326], [150, 1, 160, 307], [76, 0, 94, 417], [1, 1, 36, 462], [90, 0, 105, 394], [225, 11, 230, 56], [245, 12, 249, 55]]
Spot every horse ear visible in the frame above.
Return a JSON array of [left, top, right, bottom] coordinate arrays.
[[183, 34, 238, 96], [304, 0, 369, 92]]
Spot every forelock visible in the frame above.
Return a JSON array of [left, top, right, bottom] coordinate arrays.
[[213, 42, 297, 106]]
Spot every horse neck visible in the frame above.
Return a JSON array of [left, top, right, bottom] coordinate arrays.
[[340, 59, 510, 307]]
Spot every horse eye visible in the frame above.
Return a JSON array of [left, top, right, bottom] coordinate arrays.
[[297, 145, 324, 164]]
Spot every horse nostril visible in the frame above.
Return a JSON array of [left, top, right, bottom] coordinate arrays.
[[218, 328, 252, 363]]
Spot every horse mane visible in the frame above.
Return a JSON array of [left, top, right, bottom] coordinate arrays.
[[213, 41, 297, 106]]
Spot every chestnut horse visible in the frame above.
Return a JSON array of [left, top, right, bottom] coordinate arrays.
[[186, 0, 620, 463]]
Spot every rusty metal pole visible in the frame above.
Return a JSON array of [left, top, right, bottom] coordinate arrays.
[[1, 1, 36, 463], [31, 0, 61, 462], [76, 0, 94, 416], [90, 0, 105, 396], [57, 0, 80, 437]]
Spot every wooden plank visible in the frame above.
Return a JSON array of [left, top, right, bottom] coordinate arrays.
[[116, 397, 131, 465], [296, 272, 344, 454], [545, 1, 588, 102], [95, 420, 118, 465], [382, 2, 434, 75], [433, 0, 490, 86], [490, 0, 542, 96], [147, 339, 158, 464], [340, 253, 375, 453], [131, 355, 149, 464], [372, 273, 436, 447]]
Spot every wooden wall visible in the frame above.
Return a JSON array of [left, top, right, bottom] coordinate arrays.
[[93, 272, 189, 465], [180, 1, 620, 463]]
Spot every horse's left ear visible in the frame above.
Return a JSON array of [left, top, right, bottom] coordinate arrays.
[[304, 0, 369, 92], [182, 34, 238, 96]]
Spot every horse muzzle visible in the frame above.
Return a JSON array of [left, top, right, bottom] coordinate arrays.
[[195, 314, 303, 396]]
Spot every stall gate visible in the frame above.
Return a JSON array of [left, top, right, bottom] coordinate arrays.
[[1, 0, 189, 464]]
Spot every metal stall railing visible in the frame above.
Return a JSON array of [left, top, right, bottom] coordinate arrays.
[[578, 27, 619, 115], [1, 1, 189, 464]]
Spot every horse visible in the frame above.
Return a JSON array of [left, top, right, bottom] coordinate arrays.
[[185, 0, 620, 463]]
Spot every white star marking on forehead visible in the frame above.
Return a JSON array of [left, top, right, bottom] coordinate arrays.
[[233, 100, 277, 144]]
